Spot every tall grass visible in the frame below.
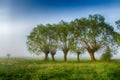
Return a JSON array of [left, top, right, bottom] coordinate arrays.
[[0, 58, 120, 80]]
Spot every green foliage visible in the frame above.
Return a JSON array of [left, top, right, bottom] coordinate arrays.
[[27, 14, 117, 61], [27, 24, 49, 55], [71, 14, 115, 61], [27, 24, 58, 60], [0, 59, 120, 80], [115, 19, 120, 45], [116, 19, 120, 29], [56, 20, 74, 61], [56, 21, 73, 51], [100, 46, 112, 61]]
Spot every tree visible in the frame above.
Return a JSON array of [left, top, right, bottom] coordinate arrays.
[[69, 21, 85, 62], [47, 24, 58, 61], [70, 40, 84, 62], [56, 21, 73, 61], [74, 14, 115, 61], [27, 24, 50, 60], [116, 20, 120, 28], [115, 20, 120, 44], [26, 14, 116, 61], [6, 53, 11, 59], [100, 46, 112, 61]]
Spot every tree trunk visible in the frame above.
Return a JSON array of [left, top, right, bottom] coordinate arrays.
[[44, 53, 49, 60], [63, 47, 69, 62], [64, 53, 67, 62], [89, 52, 96, 61], [51, 53, 55, 61], [77, 53, 80, 62]]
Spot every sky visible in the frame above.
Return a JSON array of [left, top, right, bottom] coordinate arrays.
[[0, 0, 120, 58]]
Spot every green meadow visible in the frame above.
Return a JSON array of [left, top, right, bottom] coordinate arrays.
[[0, 58, 120, 80]]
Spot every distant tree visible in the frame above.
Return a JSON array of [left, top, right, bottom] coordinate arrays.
[[6, 53, 11, 59], [100, 46, 112, 61]]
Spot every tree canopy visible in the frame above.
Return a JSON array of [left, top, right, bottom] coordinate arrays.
[[26, 14, 118, 61]]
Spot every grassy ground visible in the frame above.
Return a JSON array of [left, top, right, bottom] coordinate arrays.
[[0, 58, 120, 80]]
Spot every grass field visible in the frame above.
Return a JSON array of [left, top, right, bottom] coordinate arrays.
[[0, 58, 120, 80]]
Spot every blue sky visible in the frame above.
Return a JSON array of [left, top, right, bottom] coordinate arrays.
[[0, 0, 120, 58], [10, 0, 119, 17]]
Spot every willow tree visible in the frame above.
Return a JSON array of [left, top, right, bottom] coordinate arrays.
[[115, 20, 120, 43], [26, 24, 50, 60], [47, 24, 58, 61], [56, 21, 73, 61], [69, 21, 85, 62], [74, 14, 115, 61], [100, 46, 112, 61], [69, 38, 84, 62], [116, 20, 120, 28]]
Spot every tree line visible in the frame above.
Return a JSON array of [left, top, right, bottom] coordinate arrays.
[[26, 14, 120, 61]]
